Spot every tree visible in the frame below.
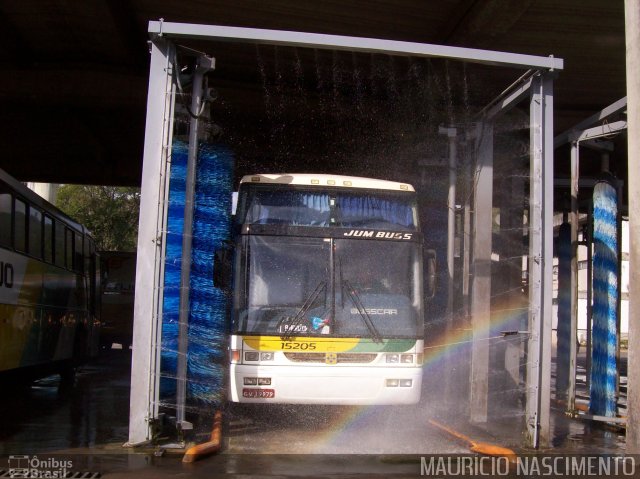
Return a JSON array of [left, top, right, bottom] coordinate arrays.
[[56, 185, 140, 251]]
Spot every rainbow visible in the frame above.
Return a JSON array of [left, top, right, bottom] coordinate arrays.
[[316, 293, 529, 452]]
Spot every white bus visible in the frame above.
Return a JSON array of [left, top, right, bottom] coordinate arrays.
[[217, 174, 430, 405]]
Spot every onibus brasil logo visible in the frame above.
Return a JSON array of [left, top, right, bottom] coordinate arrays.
[[7, 455, 73, 478]]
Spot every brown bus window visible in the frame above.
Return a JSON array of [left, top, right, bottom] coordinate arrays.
[[14, 199, 27, 252], [28, 207, 42, 259], [55, 221, 65, 267], [44, 215, 54, 263], [65, 228, 74, 270], [0, 190, 11, 247], [74, 232, 83, 272]]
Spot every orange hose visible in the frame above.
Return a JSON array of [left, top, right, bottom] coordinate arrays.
[[428, 419, 517, 463], [182, 410, 223, 463]]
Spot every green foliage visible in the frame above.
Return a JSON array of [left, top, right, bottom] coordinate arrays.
[[56, 185, 140, 252]]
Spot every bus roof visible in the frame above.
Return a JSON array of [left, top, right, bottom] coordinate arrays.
[[239, 174, 415, 192], [0, 167, 89, 236]]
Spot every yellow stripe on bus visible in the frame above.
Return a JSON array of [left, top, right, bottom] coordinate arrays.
[[243, 336, 360, 352]]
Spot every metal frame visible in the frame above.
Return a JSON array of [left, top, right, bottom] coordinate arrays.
[[524, 73, 555, 448], [127, 39, 177, 446], [128, 20, 563, 448], [552, 99, 627, 424]]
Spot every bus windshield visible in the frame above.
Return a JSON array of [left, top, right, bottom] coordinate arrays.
[[238, 185, 418, 231], [234, 235, 423, 339]]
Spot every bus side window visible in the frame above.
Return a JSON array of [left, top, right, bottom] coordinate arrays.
[[28, 206, 42, 259], [0, 189, 11, 247], [14, 198, 27, 252], [65, 228, 74, 270], [54, 221, 65, 267], [74, 232, 83, 273], [43, 215, 54, 263]]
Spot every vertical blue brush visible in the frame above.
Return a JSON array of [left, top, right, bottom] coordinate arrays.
[[160, 141, 188, 401], [187, 143, 234, 408], [556, 221, 571, 401], [589, 180, 618, 417]]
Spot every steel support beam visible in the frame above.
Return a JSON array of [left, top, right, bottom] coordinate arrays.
[[570, 121, 627, 143], [148, 21, 563, 71], [525, 73, 554, 448], [554, 97, 627, 149], [127, 38, 176, 446], [481, 71, 536, 121]]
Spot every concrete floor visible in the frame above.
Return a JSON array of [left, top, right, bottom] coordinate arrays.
[[0, 348, 629, 478]]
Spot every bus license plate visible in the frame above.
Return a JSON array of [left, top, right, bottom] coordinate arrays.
[[243, 388, 275, 399]]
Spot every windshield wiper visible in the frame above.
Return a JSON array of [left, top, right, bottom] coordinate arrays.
[[342, 279, 383, 343], [280, 280, 327, 340]]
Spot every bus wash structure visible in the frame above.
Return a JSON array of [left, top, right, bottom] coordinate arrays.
[[0, 168, 101, 381], [218, 174, 434, 405]]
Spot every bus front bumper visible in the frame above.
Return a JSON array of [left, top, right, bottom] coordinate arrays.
[[229, 364, 422, 405]]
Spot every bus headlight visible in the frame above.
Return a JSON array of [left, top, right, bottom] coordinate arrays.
[[245, 351, 259, 361], [401, 354, 413, 364], [386, 379, 399, 387], [260, 352, 274, 361], [400, 379, 412, 387], [386, 354, 399, 363]]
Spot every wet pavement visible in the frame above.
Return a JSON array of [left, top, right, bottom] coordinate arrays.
[[0, 348, 630, 478]]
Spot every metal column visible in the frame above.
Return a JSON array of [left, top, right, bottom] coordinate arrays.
[[440, 126, 458, 320], [525, 73, 554, 449], [128, 38, 176, 446], [469, 121, 493, 424], [568, 140, 580, 411]]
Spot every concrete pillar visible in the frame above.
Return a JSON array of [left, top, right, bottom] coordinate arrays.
[[26, 182, 59, 204], [625, 0, 640, 454]]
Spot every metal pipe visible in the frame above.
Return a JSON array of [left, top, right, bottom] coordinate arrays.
[[176, 54, 214, 428], [568, 141, 579, 411], [440, 126, 457, 321]]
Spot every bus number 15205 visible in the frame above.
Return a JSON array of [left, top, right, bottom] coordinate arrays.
[[280, 342, 317, 350]]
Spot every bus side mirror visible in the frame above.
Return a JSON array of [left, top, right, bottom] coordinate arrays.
[[213, 243, 233, 292], [425, 249, 437, 299]]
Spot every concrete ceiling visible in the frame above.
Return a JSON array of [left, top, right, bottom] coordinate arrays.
[[0, 0, 627, 199]]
